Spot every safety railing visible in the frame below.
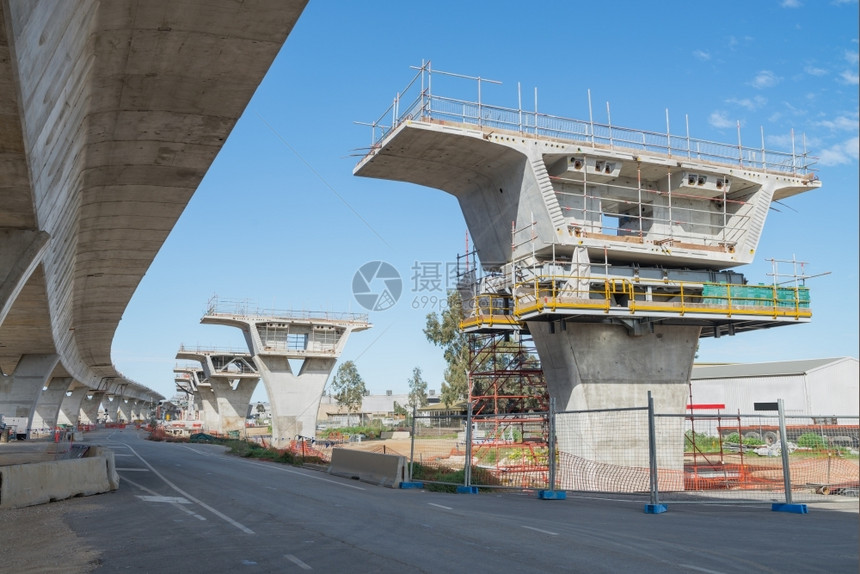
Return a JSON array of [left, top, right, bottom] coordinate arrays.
[[512, 275, 812, 320], [363, 63, 817, 177], [205, 295, 369, 324]]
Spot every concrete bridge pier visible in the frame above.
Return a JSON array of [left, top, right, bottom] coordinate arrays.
[[208, 377, 258, 435], [176, 351, 259, 436], [254, 355, 336, 446], [0, 353, 59, 438], [200, 300, 370, 448], [31, 376, 73, 434], [530, 321, 698, 489], [103, 396, 120, 423], [79, 391, 105, 425], [117, 399, 134, 423], [57, 385, 89, 427]]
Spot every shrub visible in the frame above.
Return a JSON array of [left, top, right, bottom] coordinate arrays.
[[796, 432, 827, 449]]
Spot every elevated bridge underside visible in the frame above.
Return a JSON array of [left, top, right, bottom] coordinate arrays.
[[0, 0, 307, 403]]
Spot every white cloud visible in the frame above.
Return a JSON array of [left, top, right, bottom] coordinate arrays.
[[817, 136, 860, 165], [708, 110, 735, 129], [751, 70, 780, 89], [845, 49, 860, 65], [781, 0, 802, 7], [815, 113, 860, 131], [693, 49, 711, 61], [727, 95, 767, 110], [803, 65, 828, 77], [839, 69, 859, 84]]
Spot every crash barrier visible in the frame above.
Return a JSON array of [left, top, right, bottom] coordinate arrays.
[[328, 448, 407, 488], [0, 446, 118, 508], [401, 405, 858, 504]]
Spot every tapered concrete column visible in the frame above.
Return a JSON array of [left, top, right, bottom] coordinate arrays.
[[196, 383, 221, 433], [200, 300, 370, 447], [103, 396, 120, 423], [530, 321, 698, 488], [207, 378, 257, 435], [117, 399, 134, 423], [31, 377, 73, 433], [255, 355, 336, 446], [175, 352, 258, 436], [79, 391, 105, 425], [0, 354, 60, 438], [57, 386, 88, 426]]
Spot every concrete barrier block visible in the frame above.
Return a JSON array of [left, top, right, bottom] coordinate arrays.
[[86, 446, 120, 490], [328, 448, 406, 488], [0, 456, 112, 509]]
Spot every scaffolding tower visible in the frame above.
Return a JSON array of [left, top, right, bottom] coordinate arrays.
[[460, 249, 551, 488]]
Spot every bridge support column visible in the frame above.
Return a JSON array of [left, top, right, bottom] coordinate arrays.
[[117, 399, 134, 423], [79, 391, 104, 425], [196, 383, 221, 434], [209, 377, 258, 436], [0, 353, 60, 438], [57, 386, 88, 427], [31, 376, 73, 434], [255, 356, 336, 447], [200, 300, 370, 449], [529, 322, 698, 489], [103, 396, 120, 423]]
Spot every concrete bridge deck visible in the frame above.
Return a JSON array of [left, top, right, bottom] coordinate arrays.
[[0, 1, 307, 421]]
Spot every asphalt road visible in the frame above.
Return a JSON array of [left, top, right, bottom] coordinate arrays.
[[32, 428, 860, 572]]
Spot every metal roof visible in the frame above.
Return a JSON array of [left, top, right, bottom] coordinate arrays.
[[691, 357, 855, 380]]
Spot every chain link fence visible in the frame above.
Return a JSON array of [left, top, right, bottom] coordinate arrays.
[[378, 404, 859, 504]]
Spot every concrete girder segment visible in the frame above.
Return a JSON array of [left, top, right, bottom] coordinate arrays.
[[200, 303, 370, 447], [0, 0, 308, 416]]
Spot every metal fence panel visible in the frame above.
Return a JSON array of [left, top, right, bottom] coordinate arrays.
[[659, 414, 859, 502]]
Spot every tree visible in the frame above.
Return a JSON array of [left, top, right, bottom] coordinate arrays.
[[329, 360, 367, 426], [424, 290, 470, 407], [407, 366, 429, 410]]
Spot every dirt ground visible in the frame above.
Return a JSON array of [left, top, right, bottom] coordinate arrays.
[[0, 498, 103, 573]]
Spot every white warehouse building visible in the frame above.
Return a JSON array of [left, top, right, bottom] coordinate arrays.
[[689, 357, 859, 417]]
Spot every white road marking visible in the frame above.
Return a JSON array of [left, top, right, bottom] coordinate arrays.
[[285, 554, 312, 570], [679, 565, 727, 574], [522, 525, 559, 536], [116, 468, 149, 471], [428, 503, 452, 510], [123, 443, 254, 534], [242, 459, 365, 490], [178, 445, 216, 456], [137, 495, 191, 504], [123, 476, 207, 521]]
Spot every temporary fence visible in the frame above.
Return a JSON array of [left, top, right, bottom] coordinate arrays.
[[391, 401, 858, 504]]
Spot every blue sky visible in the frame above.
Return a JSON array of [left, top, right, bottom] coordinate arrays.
[[112, 0, 859, 401]]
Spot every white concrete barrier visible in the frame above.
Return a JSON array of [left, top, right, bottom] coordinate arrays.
[[0, 447, 118, 509], [380, 431, 410, 439], [328, 448, 407, 488]]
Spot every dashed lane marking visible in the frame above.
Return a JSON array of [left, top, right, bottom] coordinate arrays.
[[522, 525, 559, 536], [285, 554, 312, 570]]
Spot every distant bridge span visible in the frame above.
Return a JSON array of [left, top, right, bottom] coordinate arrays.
[[0, 1, 307, 420]]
